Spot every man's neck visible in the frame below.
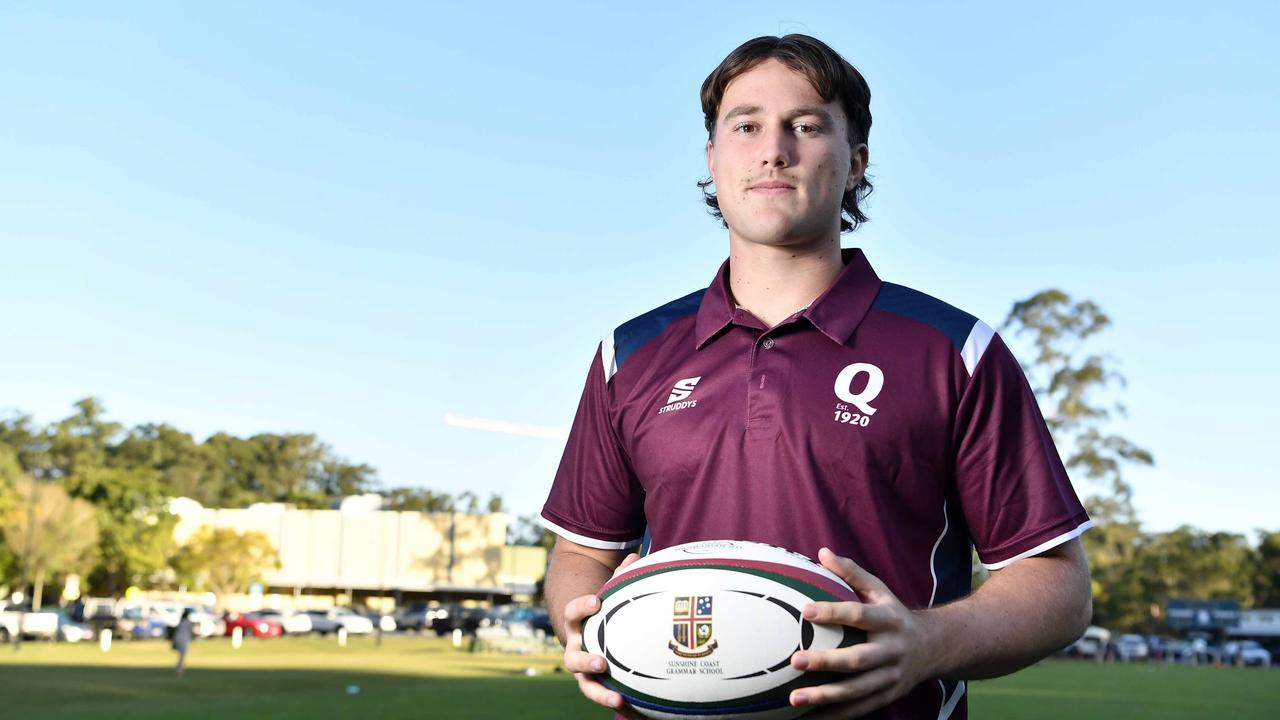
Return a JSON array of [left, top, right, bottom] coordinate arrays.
[[726, 234, 844, 328]]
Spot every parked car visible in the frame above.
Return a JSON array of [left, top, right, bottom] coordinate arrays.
[[0, 605, 60, 642], [114, 603, 149, 639], [67, 598, 118, 636], [393, 603, 432, 633], [1114, 634, 1149, 661], [1144, 635, 1173, 662], [490, 606, 553, 636], [183, 606, 223, 638], [1067, 625, 1110, 659], [1160, 638, 1195, 663], [149, 600, 185, 628], [362, 609, 396, 633], [130, 616, 169, 640], [302, 610, 341, 636], [328, 607, 374, 635], [254, 610, 312, 635], [1224, 640, 1272, 667], [223, 612, 283, 638], [431, 605, 494, 636], [52, 608, 93, 643]]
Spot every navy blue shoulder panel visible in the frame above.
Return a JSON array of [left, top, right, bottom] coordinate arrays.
[[613, 289, 705, 371], [872, 282, 977, 353]]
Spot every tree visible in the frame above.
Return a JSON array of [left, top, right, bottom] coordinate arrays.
[[1003, 290, 1154, 628], [171, 527, 280, 604], [49, 398, 122, 480], [0, 447, 24, 584], [63, 463, 176, 595], [382, 487, 457, 512], [1, 479, 99, 609], [1143, 526, 1253, 599], [112, 424, 216, 504], [1250, 531, 1280, 608], [508, 513, 556, 550]]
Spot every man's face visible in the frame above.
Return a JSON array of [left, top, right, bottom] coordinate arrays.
[[706, 59, 866, 248]]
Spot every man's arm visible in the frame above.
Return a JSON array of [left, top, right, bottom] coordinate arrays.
[[789, 539, 1090, 717], [545, 535, 644, 716], [924, 538, 1091, 680], [545, 536, 627, 645]]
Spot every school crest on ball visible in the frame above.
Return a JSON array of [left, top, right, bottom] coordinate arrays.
[[669, 595, 718, 658]]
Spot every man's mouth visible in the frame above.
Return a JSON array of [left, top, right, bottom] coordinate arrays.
[[749, 181, 795, 195]]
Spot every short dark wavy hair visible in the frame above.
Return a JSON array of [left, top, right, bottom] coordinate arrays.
[[698, 34, 873, 233]]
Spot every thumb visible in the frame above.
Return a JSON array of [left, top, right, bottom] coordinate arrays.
[[818, 547, 893, 603]]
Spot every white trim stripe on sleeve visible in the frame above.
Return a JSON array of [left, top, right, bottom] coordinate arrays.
[[927, 500, 949, 608], [980, 519, 1094, 570], [960, 320, 995, 376], [540, 515, 643, 550], [938, 680, 966, 720], [601, 335, 618, 383]]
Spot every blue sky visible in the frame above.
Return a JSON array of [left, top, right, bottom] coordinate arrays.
[[2, 2, 1276, 534]]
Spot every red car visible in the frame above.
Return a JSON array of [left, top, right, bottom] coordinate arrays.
[[223, 612, 283, 638]]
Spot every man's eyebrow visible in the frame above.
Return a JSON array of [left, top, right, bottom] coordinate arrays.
[[720, 105, 836, 123], [791, 106, 836, 123], [721, 105, 761, 121]]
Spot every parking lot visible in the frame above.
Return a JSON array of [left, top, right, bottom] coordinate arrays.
[[1, 635, 1276, 720]]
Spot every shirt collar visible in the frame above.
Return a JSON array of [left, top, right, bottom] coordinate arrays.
[[695, 247, 882, 348]]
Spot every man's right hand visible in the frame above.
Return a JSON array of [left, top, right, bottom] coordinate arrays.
[[560, 552, 642, 717]]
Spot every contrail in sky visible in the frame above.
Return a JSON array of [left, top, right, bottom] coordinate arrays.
[[443, 414, 569, 440]]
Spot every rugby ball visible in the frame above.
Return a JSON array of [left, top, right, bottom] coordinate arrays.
[[583, 539, 865, 720]]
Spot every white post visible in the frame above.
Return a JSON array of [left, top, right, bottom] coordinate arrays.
[[99, 628, 112, 653], [231, 626, 243, 649], [337, 627, 348, 647], [452, 628, 462, 648]]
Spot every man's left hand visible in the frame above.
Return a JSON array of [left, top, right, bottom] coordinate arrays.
[[788, 547, 941, 718]]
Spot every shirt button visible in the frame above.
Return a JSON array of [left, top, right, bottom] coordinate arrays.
[[762, 337, 775, 350]]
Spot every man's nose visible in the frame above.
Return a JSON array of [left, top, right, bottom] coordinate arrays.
[[759, 127, 791, 168]]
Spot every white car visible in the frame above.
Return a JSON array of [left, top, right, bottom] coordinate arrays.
[[183, 606, 222, 638], [1224, 640, 1272, 667], [328, 607, 374, 635], [1115, 634, 1149, 661], [256, 610, 313, 634], [1069, 625, 1111, 659]]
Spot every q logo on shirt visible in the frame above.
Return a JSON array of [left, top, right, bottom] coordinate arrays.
[[834, 363, 884, 415]]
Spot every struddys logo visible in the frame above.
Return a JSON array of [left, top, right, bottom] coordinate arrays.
[[669, 595, 718, 658], [658, 376, 702, 415]]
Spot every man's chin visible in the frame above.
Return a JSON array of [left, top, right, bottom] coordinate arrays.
[[728, 220, 835, 250]]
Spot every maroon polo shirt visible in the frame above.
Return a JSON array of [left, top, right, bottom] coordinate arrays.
[[542, 248, 1090, 720]]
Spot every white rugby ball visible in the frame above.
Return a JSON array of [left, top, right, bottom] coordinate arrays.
[[583, 539, 864, 720]]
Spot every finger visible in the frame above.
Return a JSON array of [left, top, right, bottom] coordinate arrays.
[[800, 686, 898, 720], [802, 600, 898, 631], [575, 672, 627, 710], [818, 547, 892, 601], [792, 642, 894, 674], [790, 665, 899, 708], [564, 647, 609, 674], [611, 552, 641, 578], [564, 594, 603, 624]]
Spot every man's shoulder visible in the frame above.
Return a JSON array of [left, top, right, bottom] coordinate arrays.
[[870, 281, 995, 374], [602, 288, 705, 381]]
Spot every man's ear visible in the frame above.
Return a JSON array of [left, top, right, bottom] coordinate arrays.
[[846, 143, 869, 192], [706, 140, 716, 183]]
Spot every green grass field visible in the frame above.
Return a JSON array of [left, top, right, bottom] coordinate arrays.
[[1, 636, 1276, 719]]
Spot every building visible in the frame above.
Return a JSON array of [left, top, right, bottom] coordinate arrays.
[[169, 497, 546, 606]]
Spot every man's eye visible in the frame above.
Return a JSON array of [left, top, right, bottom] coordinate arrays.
[[795, 123, 820, 134], [733, 122, 757, 134]]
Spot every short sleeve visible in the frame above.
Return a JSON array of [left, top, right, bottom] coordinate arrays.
[[953, 333, 1091, 570], [540, 343, 646, 550]]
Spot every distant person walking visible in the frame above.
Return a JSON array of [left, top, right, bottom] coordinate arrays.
[[172, 609, 195, 677]]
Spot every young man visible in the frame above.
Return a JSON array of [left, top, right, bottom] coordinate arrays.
[[541, 35, 1092, 719]]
